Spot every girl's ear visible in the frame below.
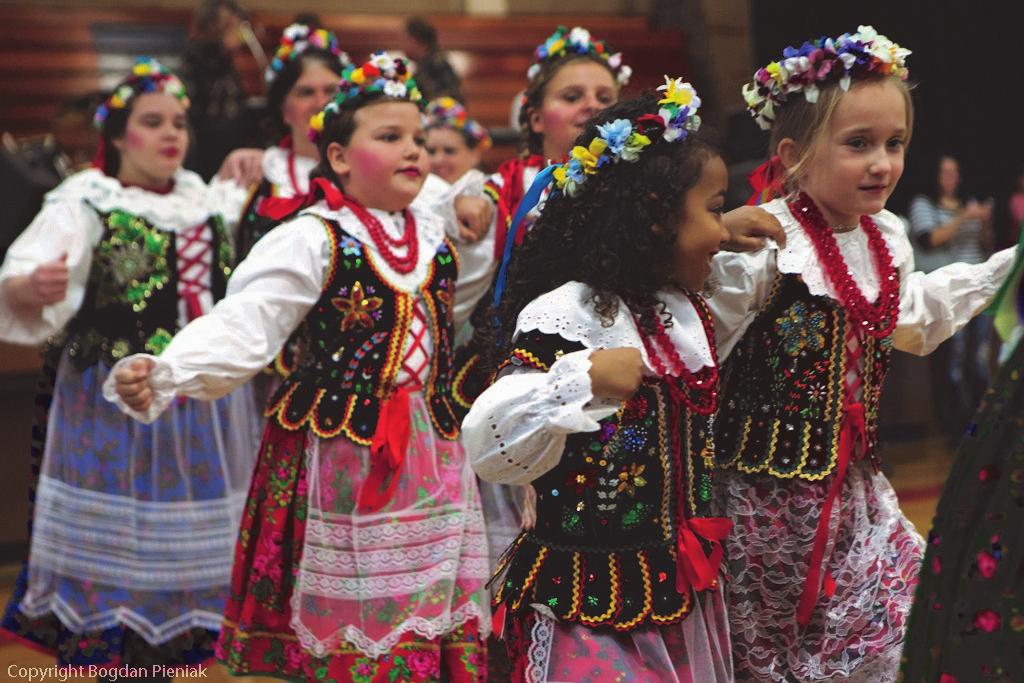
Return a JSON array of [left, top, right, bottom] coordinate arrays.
[[527, 105, 544, 136], [468, 146, 483, 167], [776, 137, 800, 170], [326, 141, 349, 181]]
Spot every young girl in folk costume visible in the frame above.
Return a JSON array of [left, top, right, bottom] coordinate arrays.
[[709, 27, 1017, 681], [108, 54, 491, 682], [424, 96, 491, 186], [463, 84, 735, 683], [0, 57, 258, 675], [900, 245, 1024, 683], [236, 23, 350, 260]]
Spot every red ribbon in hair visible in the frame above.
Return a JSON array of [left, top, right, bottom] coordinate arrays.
[[258, 176, 346, 220], [747, 155, 786, 206]]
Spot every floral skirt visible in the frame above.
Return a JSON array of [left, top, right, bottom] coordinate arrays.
[[1, 353, 230, 666], [901, 341, 1024, 683], [216, 393, 490, 681], [717, 462, 924, 682], [504, 586, 733, 683]]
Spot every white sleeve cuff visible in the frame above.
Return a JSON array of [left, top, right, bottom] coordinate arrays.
[[101, 354, 178, 424]]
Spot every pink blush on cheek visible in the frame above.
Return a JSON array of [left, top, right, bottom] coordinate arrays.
[[124, 130, 146, 149], [349, 146, 387, 178]]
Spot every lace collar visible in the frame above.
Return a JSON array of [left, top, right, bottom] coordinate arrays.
[[761, 197, 913, 302], [515, 280, 715, 376], [49, 168, 218, 233], [262, 144, 317, 196]]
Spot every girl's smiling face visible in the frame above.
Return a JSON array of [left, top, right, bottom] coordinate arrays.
[[529, 60, 618, 161], [670, 154, 729, 291], [783, 79, 908, 226]]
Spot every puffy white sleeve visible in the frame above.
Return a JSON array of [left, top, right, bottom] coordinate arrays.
[[707, 247, 779, 360], [893, 244, 1015, 355], [102, 215, 330, 422], [462, 349, 620, 485], [0, 197, 100, 345], [206, 176, 251, 235]]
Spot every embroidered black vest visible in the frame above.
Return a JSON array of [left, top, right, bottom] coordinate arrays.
[[264, 216, 461, 443], [64, 207, 232, 370], [491, 330, 717, 631], [715, 273, 894, 479]]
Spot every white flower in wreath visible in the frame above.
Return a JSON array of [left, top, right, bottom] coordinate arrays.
[[383, 80, 408, 98], [616, 64, 632, 85], [568, 27, 591, 46], [527, 63, 541, 81], [371, 52, 394, 71]]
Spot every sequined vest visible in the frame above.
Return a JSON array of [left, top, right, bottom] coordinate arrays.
[[264, 216, 461, 443], [715, 273, 895, 479], [236, 178, 278, 260], [64, 206, 232, 370], [492, 330, 717, 631]]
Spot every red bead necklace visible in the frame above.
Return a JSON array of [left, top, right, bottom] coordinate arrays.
[[345, 198, 419, 274], [635, 290, 718, 415], [789, 192, 900, 339]]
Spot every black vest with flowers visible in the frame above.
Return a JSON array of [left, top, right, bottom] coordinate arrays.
[[264, 216, 461, 443], [64, 206, 232, 370], [491, 330, 717, 631], [715, 273, 895, 479]]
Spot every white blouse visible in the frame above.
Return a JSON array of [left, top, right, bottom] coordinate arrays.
[[0, 168, 248, 346], [462, 281, 716, 486], [103, 185, 492, 424], [709, 197, 1015, 360]]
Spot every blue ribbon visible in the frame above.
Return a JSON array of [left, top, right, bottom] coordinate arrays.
[[491, 165, 557, 312]]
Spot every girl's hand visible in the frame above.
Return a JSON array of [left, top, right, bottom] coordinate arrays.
[[722, 205, 786, 251], [114, 358, 156, 412], [588, 347, 645, 401], [453, 195, 493, 242], [520, 485, 537, 530], [217, 148, 265, 187], [6, 254, 70, 309]]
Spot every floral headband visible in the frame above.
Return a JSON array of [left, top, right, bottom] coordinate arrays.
[[743, 25, 911, 130], [93, 56, 189, 129], [308, 52, 423, 144], [552, 76, 701, 196], [527, 25, 631, 86], [265, 23, 351, 84], [424, 97, 492, 149]]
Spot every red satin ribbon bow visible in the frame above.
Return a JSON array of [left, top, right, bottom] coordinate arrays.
[[258, 176, 347, 221], [357, 387, 413, 513], [795, 400, 865, 626], [746, 155, 786, 206], [675, 516, 732, 595]]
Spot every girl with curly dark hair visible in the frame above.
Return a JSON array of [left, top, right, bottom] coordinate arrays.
[[462, 85, 735, 682]]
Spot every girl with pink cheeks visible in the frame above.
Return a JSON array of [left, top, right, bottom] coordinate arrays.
[[107, 54, 491, 682], [0, 57, 257, 677], [709, 27, 1016, 681]]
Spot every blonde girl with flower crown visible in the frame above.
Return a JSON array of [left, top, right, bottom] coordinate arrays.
[[107, 53, 492, 682], [0, 57, 258, 678], [708, 26, 1017, 681]]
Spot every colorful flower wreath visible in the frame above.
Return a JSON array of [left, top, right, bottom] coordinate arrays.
[[93, 56, 189, 129], [552, 76, 700, 196], [307, 52, 423, 145], [265, 23, 351, 84], [423, 96, 492, 149], [743, 25, 911, 130], [527, 25, 631, 86]]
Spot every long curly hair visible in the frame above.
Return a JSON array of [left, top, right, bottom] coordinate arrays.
[[475, 91, 718, 370]]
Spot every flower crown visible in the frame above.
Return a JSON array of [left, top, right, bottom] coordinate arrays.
[[527, 25, 631, 86], [93, 56, 189, 129], [743, 25, 911, 130], [265, 23, 351, 84], [552, 76, 701, 196], [308, 52, 423, 145], [424, 97, 492, 150]]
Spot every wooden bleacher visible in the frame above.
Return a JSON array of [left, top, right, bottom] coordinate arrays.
[[0, 5, 688, 169]]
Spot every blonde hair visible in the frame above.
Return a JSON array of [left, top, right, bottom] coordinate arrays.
[[771, 75, 914, 193]]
